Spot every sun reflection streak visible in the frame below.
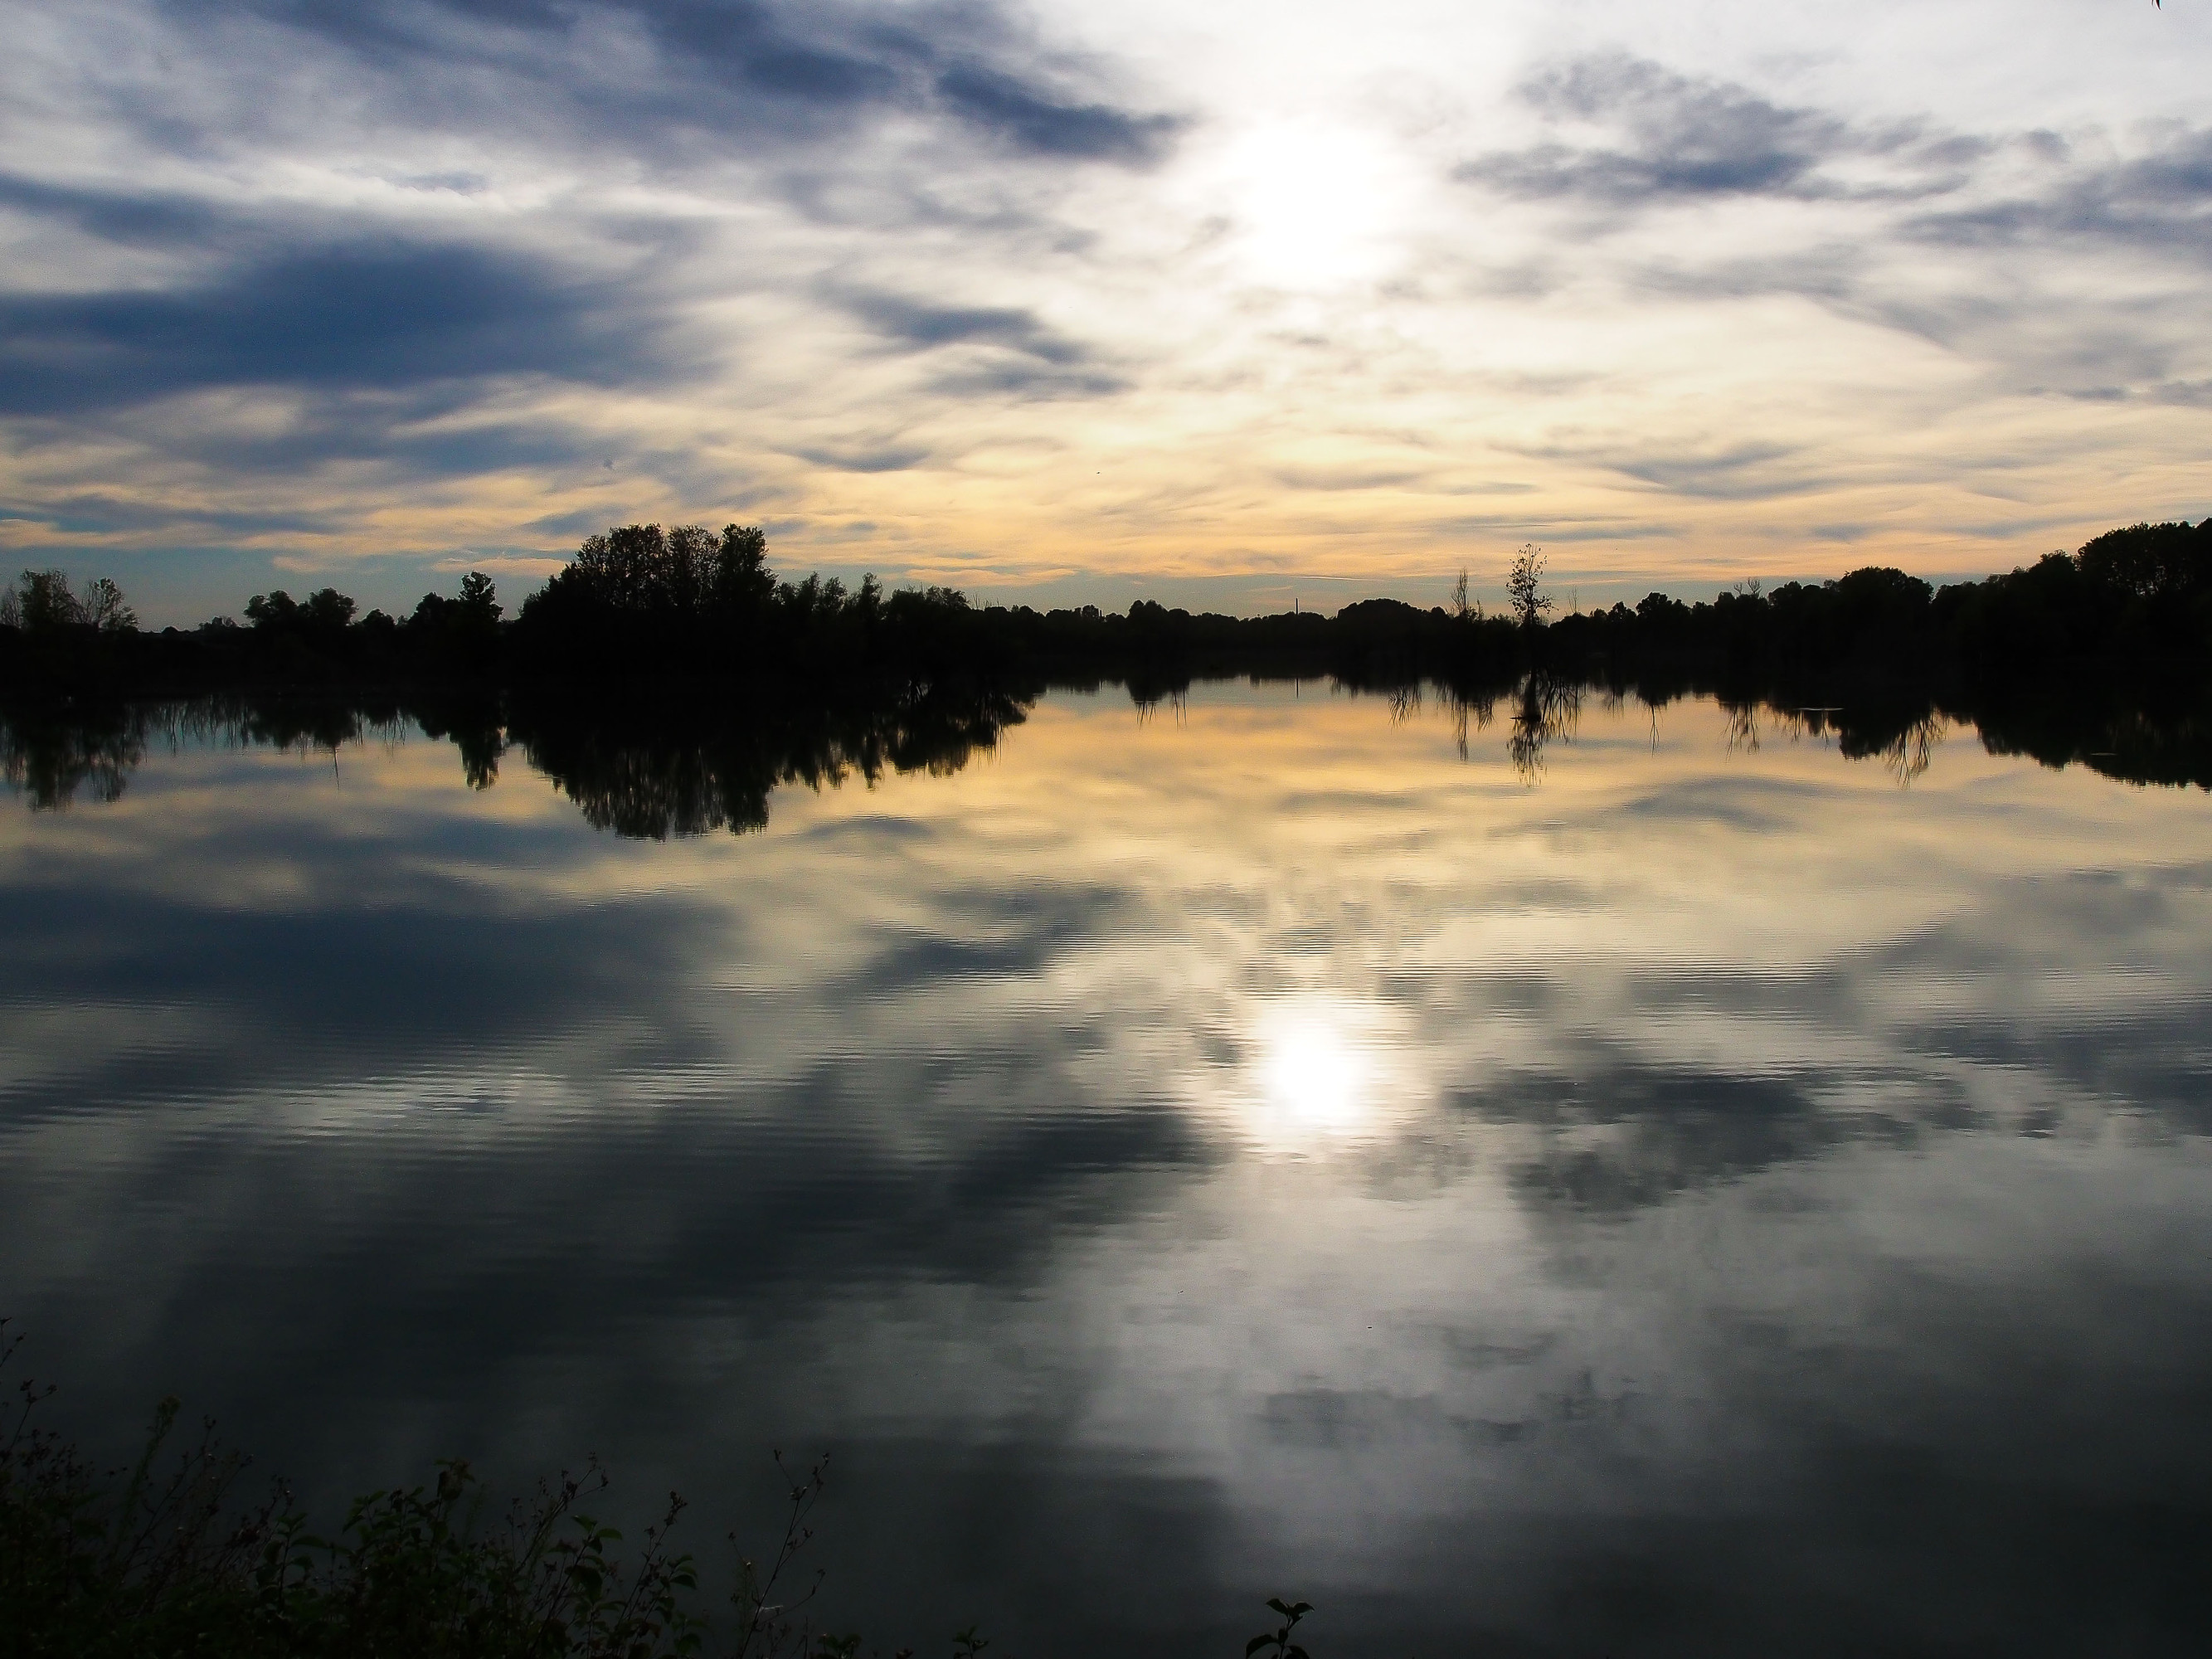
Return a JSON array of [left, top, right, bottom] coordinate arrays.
[[1247, 997, 1394, 1147]]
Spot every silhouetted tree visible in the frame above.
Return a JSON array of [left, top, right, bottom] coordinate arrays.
[[457, 571, 500, 625], [2, 570, 135, 635], [1451, 569, 1480, 622], [80, 578, 136, 633], [409, 571, 503, 669], [1507, 544, 1551, 631], [301, 588, 357, 633]]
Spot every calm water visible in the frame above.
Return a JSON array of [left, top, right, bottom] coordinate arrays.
[[4, 682, 2210, 1655]]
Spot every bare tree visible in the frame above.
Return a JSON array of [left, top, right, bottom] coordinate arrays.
[[1506, 543, 1550, 630], [1451, 568, 1480, 621], [80, 577, 136, 632]]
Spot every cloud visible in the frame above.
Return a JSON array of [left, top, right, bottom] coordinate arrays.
[[1270, 464, 1429, 492], [1458, 54, 1982, 211], [924, 360, 1128, 400], [0, 172, 244, 250], [154, 0, 1184, 168], [0, 241, 659, 415], [1902, 126, 2212, 264], [1608, 444, 1831, 503], [1497, 438, 1826, 504], [932, 61, 1180, 163], [1, 491, 342, 538], [1462, 51, 2212, 285], [790, 442, 934, 474], [1441, 50, 2212, 426], [0, 0, 1184, 583], [839, 290, 1091, 364], [2, 8, 2207, 605], [826, 287, 1128, 401]]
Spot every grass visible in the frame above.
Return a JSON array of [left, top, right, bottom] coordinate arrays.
[[1, 1325, 1313, 1658]]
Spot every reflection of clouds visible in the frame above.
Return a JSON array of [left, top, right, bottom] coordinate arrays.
[[3, 685, 2211, 1650]]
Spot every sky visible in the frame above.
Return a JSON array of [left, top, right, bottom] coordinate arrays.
[[1, 0, 2208, 624]]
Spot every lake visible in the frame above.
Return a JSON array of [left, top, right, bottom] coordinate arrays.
[[4, 679, 2210, 1656]]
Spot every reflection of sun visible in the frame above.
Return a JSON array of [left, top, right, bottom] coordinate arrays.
[[1250, 999, 1380, 1143]]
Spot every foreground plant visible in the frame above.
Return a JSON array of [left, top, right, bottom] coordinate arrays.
[[2, 1324, 1320, 1657], [1245, 1597, 1315, 1659]]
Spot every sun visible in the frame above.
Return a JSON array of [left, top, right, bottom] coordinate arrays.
[[1214, 120, 1412, 290]]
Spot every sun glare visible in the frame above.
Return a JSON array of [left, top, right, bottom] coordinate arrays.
[[1251, 1000, 1382, 1144], [1217, 121, 1409, 289]]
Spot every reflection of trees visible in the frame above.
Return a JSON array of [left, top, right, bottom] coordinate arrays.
[[0, 694, 435, 809], [1723, 698, 1762, 755], [1973, 684, 2212, 792], [1128, 675, 1189, 726], [1878, 717, 1943, 786], [1508, 674, 1582, 784], [1751, 698, 1947, 787], [0, 700, 150, 808], [8, 674, 2208, 824], [508, 684, 1032, 839], [409, 694, 504, 790], [1447, 686, 1498, 762], [0, 684, 1025, 832]]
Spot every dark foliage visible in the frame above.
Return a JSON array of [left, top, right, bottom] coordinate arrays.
[[0, 1321, 717, 1659], [1, 519, 2205, 714], [507, 681, 1031, 839], [1544, 518, 2212, 691], [2, 1325, 1314, 1657]]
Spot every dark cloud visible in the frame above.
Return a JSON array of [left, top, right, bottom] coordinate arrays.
[[1903, 127, 2212, 261], [1497, 437, 1825, 504], [933, 61, 1179, 163], [5, 493, 343, 538], [925, 360, 1127, 400], [1609, 443, 1830, 502], [1631, 246, 1866, 303], [0, 173, 244, 249], [790, 443, 933, 473], [119, 388, 618, 480], [0, 2, 1177, 507], [1461, 47, 2212, 380], [1449, 57, 2212, 406], [155, 0, 1182, 167], [826, 288, 1127, 400], [1460, 53, 1983, 210], [0, 241, 658, 415], [839, 289, 1090, 363]]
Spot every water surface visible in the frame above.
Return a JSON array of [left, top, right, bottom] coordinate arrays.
[[4, 682, 2210, 1655]]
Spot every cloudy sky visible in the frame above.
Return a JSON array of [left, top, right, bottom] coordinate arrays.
[[1, 0, 2206, 621]]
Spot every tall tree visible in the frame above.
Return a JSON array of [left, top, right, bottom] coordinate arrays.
[[1506, 544, 1551, 631]]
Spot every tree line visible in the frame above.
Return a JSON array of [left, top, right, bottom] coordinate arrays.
[[2, 516, 2207, 699]]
